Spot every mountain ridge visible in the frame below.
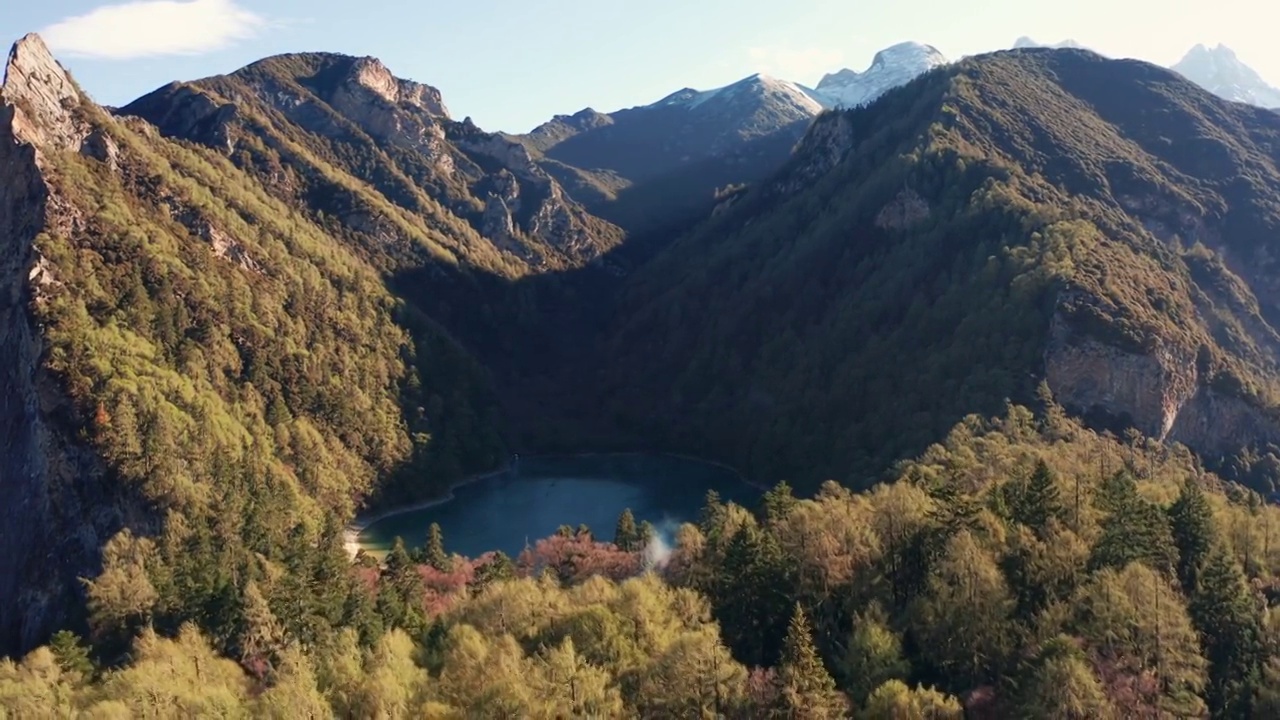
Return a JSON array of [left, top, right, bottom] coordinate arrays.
[[589, 46, 1280, 492]]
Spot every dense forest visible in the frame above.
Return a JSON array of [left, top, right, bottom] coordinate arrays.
[[7, 402, 1280, 718]]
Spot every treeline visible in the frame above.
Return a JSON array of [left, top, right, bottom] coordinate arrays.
[[9, 402, 1280, 717]]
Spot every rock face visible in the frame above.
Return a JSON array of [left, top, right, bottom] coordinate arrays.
[[1046, 306, 1280, 455], [0, 34, 148, 654], [120, 52, 620, 266]]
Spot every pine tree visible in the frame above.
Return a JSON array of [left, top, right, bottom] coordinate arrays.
[[48, 630, 95, 679], [379, 537, 425, 634], [761, 481, 799, 526], [1169, 479, 1215, 594], [700, 490, 728, 546], [637, 520, 656, 550], [1089, 492, 1177, 574], [424, 523, 449, 572], [1191, 547, 1265, 717], [473, 551, 515, 591], [776, 602, 847, 719], [714, 524, 792, 666], [1012, 460, 1062, 536], [614, 508, 639, 551]]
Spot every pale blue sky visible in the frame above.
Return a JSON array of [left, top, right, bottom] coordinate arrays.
[[2, 0, 1277, 133]]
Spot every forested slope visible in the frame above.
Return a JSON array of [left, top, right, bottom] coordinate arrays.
[[597, 48, 1280, 494], [0, 34, 508, 655], [8, 403, 1280, 717]]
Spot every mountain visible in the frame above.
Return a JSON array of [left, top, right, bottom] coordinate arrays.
[[120, 52, 623, 271], [592, 46, 1280, 493], [1013, 36, 1086, 50], [1172, 43, 1280, 108], [814, 41, 948, 109], [9, 30, 1280, 718], [518, 73, 829, 235], [521, 42, 950, 236], [0, 33, 627, 652]]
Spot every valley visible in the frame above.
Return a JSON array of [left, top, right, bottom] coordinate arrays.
[[7, 20, 1280, 717]]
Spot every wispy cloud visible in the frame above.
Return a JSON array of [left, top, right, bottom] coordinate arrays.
[[747, 45, 845, 82], [41, 0, 265, 60]]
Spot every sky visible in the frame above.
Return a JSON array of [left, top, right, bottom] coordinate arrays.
[[2, 0, 1279, 134]]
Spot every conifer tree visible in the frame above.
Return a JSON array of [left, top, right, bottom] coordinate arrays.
[[424, 523, 449, 572], [761, 481, 799, 526], [1012, 460, 1062, 536], [1089, 491, 1177, 574], [614, 509, 639, 551], [378, 537, 425, 634], [48, 630, 95, 680], [700, 490, 728, 546], [776, 602, 847, 719], [473, 551, 516, 591], [1191, 547, 1265, 717], [638, 520, 656, 550], [1169, 479, 1215, 594]]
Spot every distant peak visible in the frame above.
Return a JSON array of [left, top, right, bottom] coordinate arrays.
[[1012, 36, 1086, 51], [871, 41, 945, 65], [814, 41, 948, 108]]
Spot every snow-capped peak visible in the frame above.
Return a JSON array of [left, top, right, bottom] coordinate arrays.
[[656, 72, 827, 115], [1013, 36, 1085, 50], [814, 41, 948, 109], [1172, 43, 1280, 108]]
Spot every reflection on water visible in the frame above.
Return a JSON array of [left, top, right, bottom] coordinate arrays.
[[358, 454, 758, 559]]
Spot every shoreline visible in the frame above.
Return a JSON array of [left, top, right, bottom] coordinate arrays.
[[343, 451, 761, 558], [343, 467, 508, 558]]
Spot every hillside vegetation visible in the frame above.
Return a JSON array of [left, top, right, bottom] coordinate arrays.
[[14, 34, 1280, 718], [8, 404, 1280, 717], [596, 48, 1280, 495]]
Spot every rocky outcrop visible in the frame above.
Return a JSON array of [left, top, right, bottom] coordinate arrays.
[[333, 56, 448, 118], [116, 82, 239, 152], [771, 112, 854, 196], [1045, 295, 1280, 456], [0, 33, 147, 655], [453, 126, 545, 181], [874, 187, 931, 230]]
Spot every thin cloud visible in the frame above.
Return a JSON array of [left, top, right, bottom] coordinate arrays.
[[747, 45, 845, 82], [41, 0, 265, 60]]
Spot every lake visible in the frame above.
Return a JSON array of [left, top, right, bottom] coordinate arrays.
[[357, 454, 760, 558]]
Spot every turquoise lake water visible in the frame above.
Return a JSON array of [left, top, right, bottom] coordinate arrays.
[[357, 454, 759, 558]]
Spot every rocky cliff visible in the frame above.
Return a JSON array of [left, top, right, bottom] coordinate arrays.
[[0, 34, 151, 654], [119, 52, 621, 272]]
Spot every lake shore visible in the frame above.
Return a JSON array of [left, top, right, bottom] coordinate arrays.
[[343, 467, 509, 558], [343, 451, 760, 558]]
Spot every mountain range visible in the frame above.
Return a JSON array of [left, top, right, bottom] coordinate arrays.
[[9, 26, 1280, 712], [1015, 37, 1280, 109]]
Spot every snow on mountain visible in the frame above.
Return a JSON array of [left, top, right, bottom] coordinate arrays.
[[1013, 36, 1086, 50], [655, 73, 827, 117], [813, 41, 949, 109], [1172, 43, 1280, 108]]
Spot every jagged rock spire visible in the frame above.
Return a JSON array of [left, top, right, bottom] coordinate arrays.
[[3, 33, 86, 152]]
